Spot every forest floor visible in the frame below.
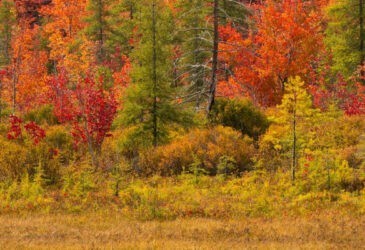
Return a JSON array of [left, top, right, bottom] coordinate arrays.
[[0, 212, 364, 249]]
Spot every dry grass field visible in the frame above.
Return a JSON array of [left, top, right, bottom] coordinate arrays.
[[0, 212, 364, 249]]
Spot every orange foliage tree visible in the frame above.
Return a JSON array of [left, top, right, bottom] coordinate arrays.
[[2, 0, 50, 113], [41, 0, 89, 81], [219, 0, 326, 106]]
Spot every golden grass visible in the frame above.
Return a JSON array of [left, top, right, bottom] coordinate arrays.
[[0, 211, 364, 249]]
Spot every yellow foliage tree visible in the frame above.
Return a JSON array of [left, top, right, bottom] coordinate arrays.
[[276, 76, 316, 182]]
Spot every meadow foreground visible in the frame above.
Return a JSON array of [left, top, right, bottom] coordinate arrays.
[[0, 212, 364, 249]]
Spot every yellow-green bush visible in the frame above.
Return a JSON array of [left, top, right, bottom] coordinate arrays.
[[23, 105, 58, 125], [0, 137, 28, 181], [0, 125, 73, 184], [259, 108, 365, 172], [61, 162, 97, 199], [45, 125, 73, 164], [25, 142, 64, 185]]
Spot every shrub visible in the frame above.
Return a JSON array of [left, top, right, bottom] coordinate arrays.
[[258, 107, 365, 172], [62, 162, 96, 198], [297, 152, 364, 193], [210, 98, 269, 141], [138, 126, 255, 176], [0, 137, 28, 181], [46, 125, 74, 166], [24, 105, 58, 125]]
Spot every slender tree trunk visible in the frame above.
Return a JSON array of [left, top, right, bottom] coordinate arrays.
[[80, 95, 97, 168], [85, 119, 97, 167], [360, 0, 365, 82], [326, 151, 331, 190], [69, 16, 73, 38], [130, 3, 134, 19], [4, 26, 11, 63], [97, 0, 104, 64], [12, 46, 21, 114], [152, 0, 158, 147], [193, 13, 201, 110], [292, 99, 297, 183], [207, 0, 219, 115]]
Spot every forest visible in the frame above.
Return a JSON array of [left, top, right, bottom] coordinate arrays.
[[0, 0, 365, 248]]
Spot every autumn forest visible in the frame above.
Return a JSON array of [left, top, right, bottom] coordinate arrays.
[[0, 0, 365, 248]]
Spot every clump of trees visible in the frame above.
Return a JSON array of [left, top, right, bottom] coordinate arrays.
[[0, 0, 363, 196]]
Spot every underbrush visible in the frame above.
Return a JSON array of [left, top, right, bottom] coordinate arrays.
[[1, 170, 364, 220]]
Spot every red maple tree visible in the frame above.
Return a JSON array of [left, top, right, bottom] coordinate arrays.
[[48, 69, 118, 152]]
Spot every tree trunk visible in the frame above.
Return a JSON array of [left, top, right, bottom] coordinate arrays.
[[12, 46, 21, 114], [152, 0, 158, 147], [97, 0, 104, 64], [292, 97, 297, 183], [360, 0, 365, 83], [207, 0, 219, 115], [193, 11, 202, 110]]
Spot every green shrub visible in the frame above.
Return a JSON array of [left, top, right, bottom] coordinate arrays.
[[24, 105, 58, 125], [210, 98, 269, 141]]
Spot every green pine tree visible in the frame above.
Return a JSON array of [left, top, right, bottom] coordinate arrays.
[[112, 0, 138, 55], [325, 0, 365, 79], [122, 0, 188, 148], [0, 0, 15, 67], [84, 0, 136, 89], [0, 0, 16, 119], [85, 0, 134, 62]]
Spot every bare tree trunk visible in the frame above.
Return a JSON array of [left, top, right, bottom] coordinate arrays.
[[97, 0, 104, 64], [207, 0, 219, 115], [193, 13, 202, 110], [85, 119, 97, 168], [152, 0, 158, 147], [12, 46, 21, 114], [292, 96, 297, 183], [360, 0, 365, 82]]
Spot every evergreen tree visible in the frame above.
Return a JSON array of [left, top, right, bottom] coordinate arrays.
[[84, 0, 136, 91], [109, 0, 137, 56], [85, 0, 133, 62], [325, 0, 365, 79], [0, 0, 16, 67], [122, 0, 187, 148], [0, 0, 16, 119], [85, 0, 113, 63]]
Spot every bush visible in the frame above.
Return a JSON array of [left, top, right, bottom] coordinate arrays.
[[297, 153, 364, 193], [138, 126, 255, 176], [210, 98, 269, 141], [24, 105, 58, 125], [257, 123, 291, 172], [0, 137, 28, 181], [0, 125, 73, 184], [258, 107, 365, 172], [45, 125, 74, 166], [62, 162, 96, 199]]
